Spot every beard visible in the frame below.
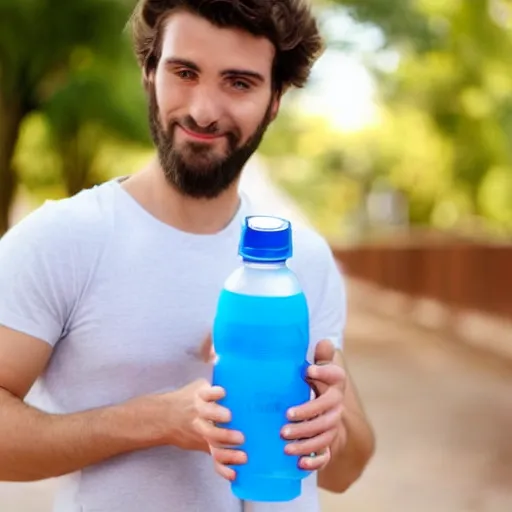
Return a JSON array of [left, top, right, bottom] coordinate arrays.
[[147, 88, 273, 199]]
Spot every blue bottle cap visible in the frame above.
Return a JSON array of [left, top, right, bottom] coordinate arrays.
[[239, 216, 293, 263]]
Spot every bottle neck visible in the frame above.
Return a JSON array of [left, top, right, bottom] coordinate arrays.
[[243, 260, 287, 270]]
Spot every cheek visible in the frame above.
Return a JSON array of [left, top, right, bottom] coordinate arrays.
[[234, 98, 270, 139], [153, 69, 166, 109], [154, 70, 186, 118]]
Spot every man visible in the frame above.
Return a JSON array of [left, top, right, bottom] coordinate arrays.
[[0, 1, 375, 511]]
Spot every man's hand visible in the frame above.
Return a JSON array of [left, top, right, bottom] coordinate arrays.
[[193, 335, 246, 480], [195, 335, 373, 493], [192, 382, 246, 481], [193, 335, 347, 480], [281, 339, 347, 471], [128, 380, 209, 453]]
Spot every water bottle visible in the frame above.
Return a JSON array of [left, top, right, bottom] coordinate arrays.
[[212, 215, 311, 502]]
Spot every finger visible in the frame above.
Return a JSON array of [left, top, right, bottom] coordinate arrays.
[[299, 449, 331, 471], [196, 401, 232, 424], [287, 388, 341, 421], [307, 363, 345, 387], [282, 405, 343, 441], [285, 430, 337, 457], [197, 385, 225, 403], [314, 339, 336, 365], [199, 333, 215, 363], [211, 446, 247, 466], [214, 460, 237, 481], [194, 418, 244, 446]]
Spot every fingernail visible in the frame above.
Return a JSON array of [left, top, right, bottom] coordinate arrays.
[[308, 366, 318, 378], [282, 427, 292, 438], [285, 444, 295, 455], [288, 408, 296, 420]]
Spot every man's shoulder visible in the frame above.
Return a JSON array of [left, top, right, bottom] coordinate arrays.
[[0, 183, 117, 283], [5, 181, 116, 250], [290, 222, 335, 270]]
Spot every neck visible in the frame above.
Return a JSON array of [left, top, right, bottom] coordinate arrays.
[[121, 157, 242, 235]]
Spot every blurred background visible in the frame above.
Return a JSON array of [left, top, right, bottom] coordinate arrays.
[[1, 0, 511, 511]]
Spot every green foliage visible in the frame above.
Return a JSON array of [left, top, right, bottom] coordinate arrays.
[[262, 0, 512, 238], [0, 0, 131, 105], [41, 38, 151, 194], [340, 0, 512, 229], [0, 0, 149, 233], [260, 103, 369, 240]]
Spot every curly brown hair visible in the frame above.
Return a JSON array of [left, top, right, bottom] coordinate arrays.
[[130, 0, 324, 93]]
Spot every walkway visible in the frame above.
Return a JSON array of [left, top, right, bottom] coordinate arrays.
[[321, 279, 512, 512]]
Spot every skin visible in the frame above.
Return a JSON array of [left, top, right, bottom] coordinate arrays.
[[0, 10, 374, 493]]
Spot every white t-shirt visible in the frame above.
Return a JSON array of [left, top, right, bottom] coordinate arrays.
[[0, 179, 346, 512]]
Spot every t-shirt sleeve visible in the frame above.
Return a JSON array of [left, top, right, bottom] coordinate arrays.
[[307, 239, 347, 353], [0, 202, 76, 346]]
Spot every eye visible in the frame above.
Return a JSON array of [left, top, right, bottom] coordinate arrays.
[[231, 79, 251, 91], [176, 69, 196, 80]]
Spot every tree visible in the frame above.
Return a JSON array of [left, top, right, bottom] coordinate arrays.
[[324, 0, 512, 232], [259, 1, 512, 237], [43, 45, 150, 196], [0, 0, 147, 235]]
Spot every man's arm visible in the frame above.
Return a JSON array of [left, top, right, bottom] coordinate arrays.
[[0, 206, 245, 482], [318, 350, 375, 493], [0, 384, 154, 482], [0, 326, 223, 482]]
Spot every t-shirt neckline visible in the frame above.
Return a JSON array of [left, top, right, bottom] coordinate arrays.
[[108, 177, 246, 242]]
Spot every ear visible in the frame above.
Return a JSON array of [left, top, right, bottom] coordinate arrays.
[[142, 67, 155, 92], [142, 54, 157, 91]]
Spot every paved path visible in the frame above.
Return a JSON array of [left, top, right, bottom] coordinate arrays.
[[320, 282, 512, 512]]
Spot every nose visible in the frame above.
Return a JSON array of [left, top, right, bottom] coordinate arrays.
[[188, 86, 223, 129]]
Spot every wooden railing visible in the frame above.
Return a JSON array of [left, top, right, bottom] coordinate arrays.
[[332, 242, 512, 319]]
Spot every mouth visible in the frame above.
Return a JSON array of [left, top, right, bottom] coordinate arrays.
[[177, 125, 224, 142]]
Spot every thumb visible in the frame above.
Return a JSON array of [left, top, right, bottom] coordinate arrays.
[[199, 333, 215, 363], [314, 339, 336, 365]]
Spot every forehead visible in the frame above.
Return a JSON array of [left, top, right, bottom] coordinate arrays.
[[160, 10, 275, 77]]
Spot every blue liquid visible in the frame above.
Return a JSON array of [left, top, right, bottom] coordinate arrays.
[[212, 290, 311, 502]]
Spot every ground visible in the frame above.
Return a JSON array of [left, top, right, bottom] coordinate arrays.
[[320, 279, 512, 512]]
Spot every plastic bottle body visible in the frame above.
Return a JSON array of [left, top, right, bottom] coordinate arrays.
[[212, 262, 311, 502]]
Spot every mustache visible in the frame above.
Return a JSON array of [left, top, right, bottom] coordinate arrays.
[[176, 116, 221, 136], [170, 116, 241, 150]]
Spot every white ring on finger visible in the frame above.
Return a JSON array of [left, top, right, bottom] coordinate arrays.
[[309, 448, 327, 458]]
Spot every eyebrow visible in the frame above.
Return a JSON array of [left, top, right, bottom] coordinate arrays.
[[164, 57, 265, 83], [222, 69, 265, 83]]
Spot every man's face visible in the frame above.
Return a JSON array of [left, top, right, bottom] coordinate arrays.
[[147, 10, 279, 199]]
